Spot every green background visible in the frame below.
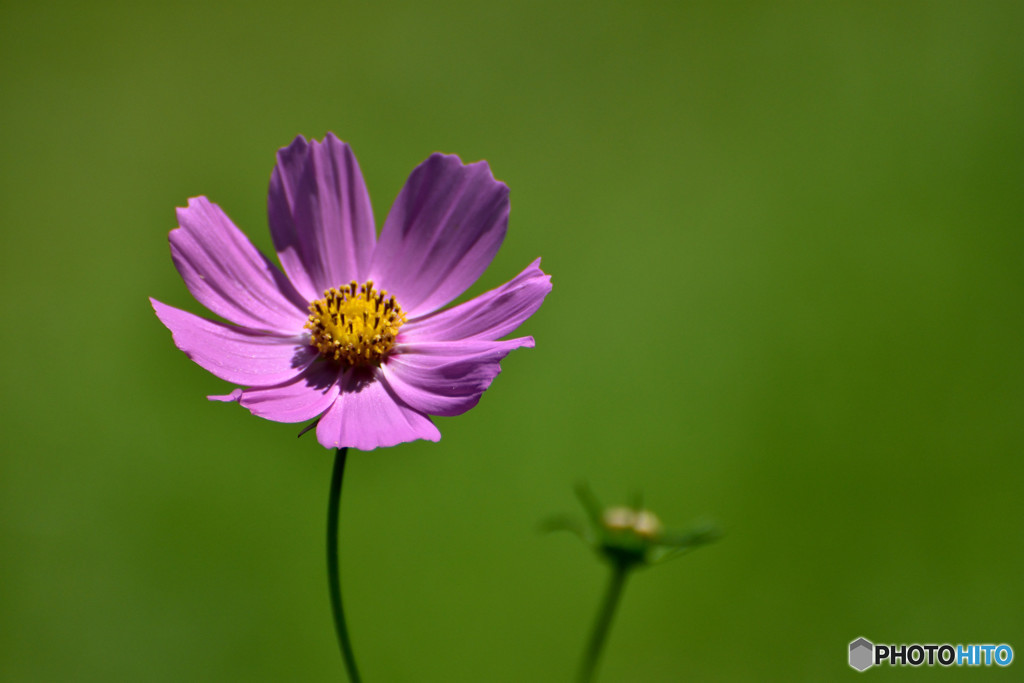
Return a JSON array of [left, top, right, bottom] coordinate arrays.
[[2, 1, 1022, 680]]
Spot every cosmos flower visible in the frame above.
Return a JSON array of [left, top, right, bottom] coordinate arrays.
[[151, 134, 551, 450]]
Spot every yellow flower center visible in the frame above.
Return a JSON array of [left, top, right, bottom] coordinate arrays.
[[305, 281, 406, 365]]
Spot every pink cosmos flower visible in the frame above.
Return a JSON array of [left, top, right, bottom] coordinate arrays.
[[151, 134, 551, 451]]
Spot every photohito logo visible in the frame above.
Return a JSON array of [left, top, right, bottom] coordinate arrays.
[[849, 638, 1013, 671]]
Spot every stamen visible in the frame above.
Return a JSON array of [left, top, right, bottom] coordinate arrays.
[[305, 281, 406, 365]]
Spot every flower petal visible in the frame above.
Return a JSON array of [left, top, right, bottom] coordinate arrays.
[[170, 197, 309, 332], [268, 134, 377, 302], [208, 389, 244, 402], [369, 154, 509, 316], [381, 338, 534, 417], [401, 258, 551, 343], [396, 338, 535, 356], [151, 299, 316, 386], [315, 368, 440, 450], [238, 361, 342, 423]]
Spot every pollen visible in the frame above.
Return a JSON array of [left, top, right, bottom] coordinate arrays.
[[305, 281, 406, 365]]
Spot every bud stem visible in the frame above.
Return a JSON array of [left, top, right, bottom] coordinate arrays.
[[327, 447, 362, 682], [578, 562, 630, 683]]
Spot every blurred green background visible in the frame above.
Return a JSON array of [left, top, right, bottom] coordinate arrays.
[[2, 1, 1022, 680]]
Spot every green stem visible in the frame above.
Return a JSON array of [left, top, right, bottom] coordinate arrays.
[[327, 447, 362, 682], [578, 563, 630, 683]]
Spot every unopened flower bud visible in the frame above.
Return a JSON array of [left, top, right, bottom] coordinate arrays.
[[602, 506, 662, 540], [632, 510, 662, 539]]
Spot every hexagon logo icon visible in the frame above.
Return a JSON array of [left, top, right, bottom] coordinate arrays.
[[849, 637, 874, 671]]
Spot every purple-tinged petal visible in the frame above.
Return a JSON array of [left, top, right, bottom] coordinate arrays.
[[402, 258, 551, 343], [380, 339, 532, 417], [394, 338, 535, 357], [369, 154, 509, 316], [268, 134, 376, 301], [151, 299, 316, 386], [239, 361, 342, 423], [209, 389, 243, 402], [170, 197, 308, 333], [315, 368, 440, 450]]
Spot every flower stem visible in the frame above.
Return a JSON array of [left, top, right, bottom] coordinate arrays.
[[578, 563, 630, 683], [327, 447, 362, 682]]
